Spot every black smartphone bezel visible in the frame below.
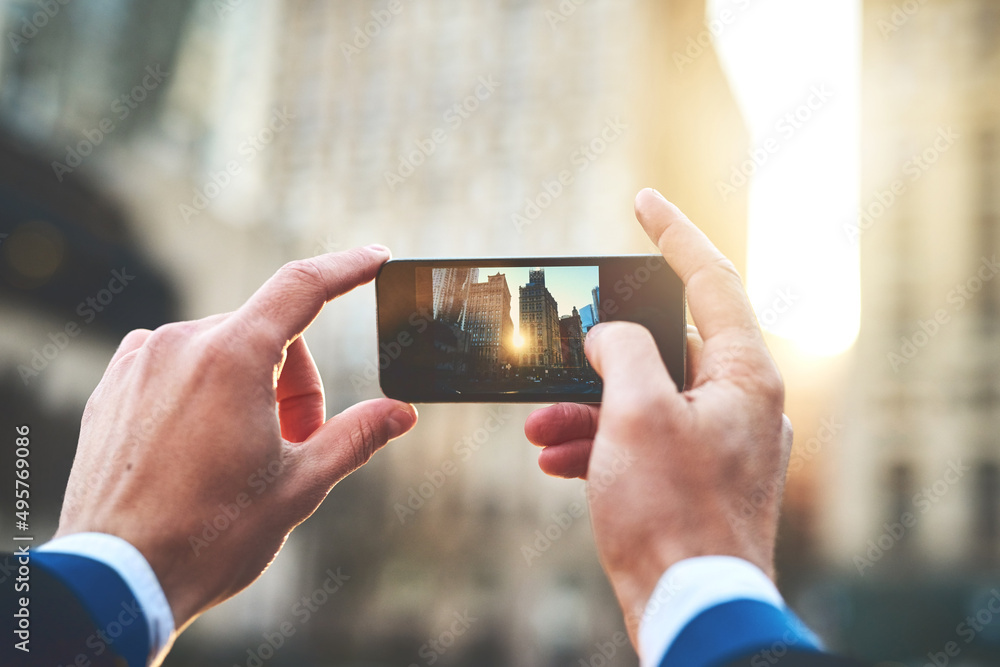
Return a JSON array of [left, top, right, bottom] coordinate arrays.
[[375, 255, 686, 403]]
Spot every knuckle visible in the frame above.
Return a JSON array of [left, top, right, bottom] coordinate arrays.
[[614, 320, 651, 339], [145, 321, 197, 351], [614, 388, 669, 428], [582, 403, 598, 437], [683, 256, 744, 290], [344, 245, 372, 264], [625, 320, 656, 344], [757, 362, 786, 406], [708, 256, 744, 283], [781, 413, 794, 449], [277, 259, 329, 299], [590, 321, 652, 354], [120, 328, 151, 348], [345, 418, 381, 470]]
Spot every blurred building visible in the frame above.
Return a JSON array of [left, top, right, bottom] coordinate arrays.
[[0, 0, 190, 555], [814, 0, 1000, 661], [0, 0, 749, 665]]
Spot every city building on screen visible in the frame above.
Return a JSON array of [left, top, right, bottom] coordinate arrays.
[[579, 304, 597, 333], [519, 269, 563, 371], [432, 267, 478, 329], [464, 272, 515, 377], [559, 307, 586, 370]]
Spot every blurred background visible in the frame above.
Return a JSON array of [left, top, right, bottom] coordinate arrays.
[[0, 0, 998, 665]]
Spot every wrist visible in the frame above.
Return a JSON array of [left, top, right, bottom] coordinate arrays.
[[40, 532, 178, 662], [634, 556, 792, 667], [604, 542, 688, 644], [605, 539, 777, 645]]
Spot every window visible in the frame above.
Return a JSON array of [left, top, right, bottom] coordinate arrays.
[[886, 463, 914, 565], [976, 2, 1000, 61], [977, 131, 999, 332], [975, 461, 999, 565]]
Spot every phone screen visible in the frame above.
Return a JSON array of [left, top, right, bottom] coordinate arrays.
[[376, 256, 685, 403]]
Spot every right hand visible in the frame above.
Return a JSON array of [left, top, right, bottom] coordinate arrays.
[[524, 189, 793, 645]]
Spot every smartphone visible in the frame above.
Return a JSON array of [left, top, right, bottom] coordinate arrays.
[[375, 255, 685, 403]]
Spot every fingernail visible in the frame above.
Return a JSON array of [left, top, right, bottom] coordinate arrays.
[[586, 323, 606, 342], [387, 405, 417, 439], [366, 244, 391, 256], [650, 188, 666, 201]]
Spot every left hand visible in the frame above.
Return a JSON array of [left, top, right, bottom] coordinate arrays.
[[55, 246, 418, 633]]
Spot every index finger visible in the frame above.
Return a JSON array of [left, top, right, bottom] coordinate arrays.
[[231, 245, 391, 353], [634, 189, 759, 343]]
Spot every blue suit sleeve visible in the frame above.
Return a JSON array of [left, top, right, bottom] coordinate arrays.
[[32, 551, 151, 666], [658, 598, 822, 667]]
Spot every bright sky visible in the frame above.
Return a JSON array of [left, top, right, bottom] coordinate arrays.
[[472, 266, 598, 345], [708, 0, 861, 356]]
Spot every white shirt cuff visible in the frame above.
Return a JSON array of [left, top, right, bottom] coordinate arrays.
[[637, 556, 785, 667], [40, 532, 176, 665]]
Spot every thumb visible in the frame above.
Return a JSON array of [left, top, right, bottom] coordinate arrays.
[[295, 398, 417, 493], [586, 322, 677, 411]]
